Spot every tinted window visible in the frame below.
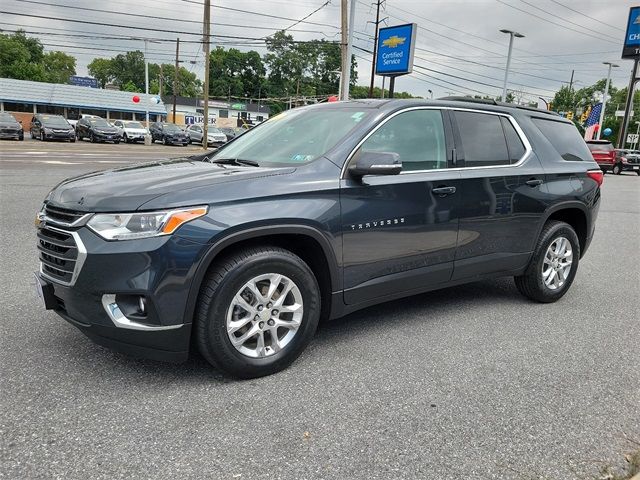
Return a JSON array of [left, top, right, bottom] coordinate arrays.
[[360, 109, 447, 171], [500, 117, 526, 162], [39, 115, 71, 128], [454, 111, 509, 166], [0, 113, 17, 122], [586, 141, 613, 152], [533, 118, 593, 161]]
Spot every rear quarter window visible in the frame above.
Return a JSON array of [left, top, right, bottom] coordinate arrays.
[[532, 117, 593, 162]]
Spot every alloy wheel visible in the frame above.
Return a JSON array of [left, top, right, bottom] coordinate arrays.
[[542, 236, 573, 290], [226, 273, 303, 358]]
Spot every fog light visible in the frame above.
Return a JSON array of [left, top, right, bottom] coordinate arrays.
[[138, 296, 147, 314]]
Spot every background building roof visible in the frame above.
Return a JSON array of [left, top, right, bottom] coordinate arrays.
[[0, 78, 167, 114]]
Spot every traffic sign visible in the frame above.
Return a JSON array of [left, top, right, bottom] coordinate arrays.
[[627, 133, 639, 143], [622, 6, 640, 58], [375, 23, 417, 76]]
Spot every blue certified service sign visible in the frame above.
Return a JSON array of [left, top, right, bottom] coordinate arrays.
[[622, 6, 640, 58], [375, 23, 417, 76]]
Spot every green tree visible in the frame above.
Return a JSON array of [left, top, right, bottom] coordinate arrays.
[[87, 58, 113, 88], [42, 51, 76, 84], [0, 31, 75, 83]]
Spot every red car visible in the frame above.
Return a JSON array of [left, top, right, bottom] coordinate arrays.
[[586, 140, 626, 174]]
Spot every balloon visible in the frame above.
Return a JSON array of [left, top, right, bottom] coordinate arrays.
[[149, 96, 160, 105], [327, 95, 338, 102], [132, 95, 140, 103], [603, 128, 612, 136]]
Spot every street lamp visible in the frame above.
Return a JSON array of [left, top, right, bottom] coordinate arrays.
[[596, 61, 619, 140], [500, 29, 525, 102], [428, 89, 433, 99]]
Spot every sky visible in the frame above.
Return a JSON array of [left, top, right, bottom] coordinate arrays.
[[1, 0, 637, 104]]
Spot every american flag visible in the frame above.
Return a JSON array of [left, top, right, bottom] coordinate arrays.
[[584, 103, 602, 140]]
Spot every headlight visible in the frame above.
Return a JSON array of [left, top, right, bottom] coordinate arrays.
[[87, 206, 208, 240]]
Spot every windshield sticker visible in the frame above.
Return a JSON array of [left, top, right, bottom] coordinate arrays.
[[290, 154, 314, 162], [351, 112, 365, 122]]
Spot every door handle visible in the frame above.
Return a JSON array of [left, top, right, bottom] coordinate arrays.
[[525, 178, 543, 187], [432, 186, 457, 196]]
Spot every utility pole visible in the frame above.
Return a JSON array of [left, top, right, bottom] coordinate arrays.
[[173, 37, 180, 123], [340, 0, 348, 101], [368, 0, 383, 98], [596, 62, 619, 140], [342, 0, 356, 100], [569, 69, 575, 90], [159, 64, 163, 97], [202, 0, 211, 151], [144, 39, 151, 145]]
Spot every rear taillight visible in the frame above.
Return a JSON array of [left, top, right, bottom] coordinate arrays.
[[587, 170, 604, 186]]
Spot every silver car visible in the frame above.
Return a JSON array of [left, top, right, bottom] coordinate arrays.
[[185, 124, 227, 147]]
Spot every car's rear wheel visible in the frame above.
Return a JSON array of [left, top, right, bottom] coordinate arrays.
[[612, 163, 622, 175], [515, 221, 580, 303], [196, 247, 320, 379]]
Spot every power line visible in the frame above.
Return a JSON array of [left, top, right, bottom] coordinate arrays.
[[548, 0, 623, 33], [495, 0, 619, 44]]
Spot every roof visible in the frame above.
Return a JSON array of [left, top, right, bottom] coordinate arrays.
[[0, 78, 167, 114], [161, 95, 271, 114]]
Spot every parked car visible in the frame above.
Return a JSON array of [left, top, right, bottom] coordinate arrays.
[[185, 124, 228, 146], [112, 120, 148, 143], [34, 99, 602, 378], [219, 127, 238, 142], [30, 114, 75, 142], [76, 116, 121, 144], [0, 112, 24, 140], [586, 140, 623, 174], [149, 122, 189, 146], [614, 148, 640, 175]]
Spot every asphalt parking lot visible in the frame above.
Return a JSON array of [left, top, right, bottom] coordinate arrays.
[[1, 140, 639, 479]]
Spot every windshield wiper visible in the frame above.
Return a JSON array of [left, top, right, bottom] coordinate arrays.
[[209, 158, 260, 167]]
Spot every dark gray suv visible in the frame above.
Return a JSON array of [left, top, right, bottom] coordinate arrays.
[[34, 99, 602, 378]]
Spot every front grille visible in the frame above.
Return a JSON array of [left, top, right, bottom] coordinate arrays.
[[44, 204, 86, 225], [37, 226, 79, 284]]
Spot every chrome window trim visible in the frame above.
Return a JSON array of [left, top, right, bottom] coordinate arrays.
[[101, 294, 184, 331], [39, 225, 87, 287], [340, 106, 533, 179]]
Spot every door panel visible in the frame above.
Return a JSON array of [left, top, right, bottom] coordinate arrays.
[[340, 108, 460, 305]]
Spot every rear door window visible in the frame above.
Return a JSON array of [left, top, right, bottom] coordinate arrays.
[[453, 111, 511, 166], [532, 117, 593, 161]]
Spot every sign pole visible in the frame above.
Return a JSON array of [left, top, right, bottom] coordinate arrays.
[[617, 58, 638, 149], [388, 76, 396, 99]]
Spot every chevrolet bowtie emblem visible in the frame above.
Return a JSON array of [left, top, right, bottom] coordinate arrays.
[[382, 36, 406, 48]]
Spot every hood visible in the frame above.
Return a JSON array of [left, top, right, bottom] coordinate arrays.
[[0, 120, 21, 129], [124, 127, 148, 134], [93, 126, 118, 133], [45, 158, 295, 212]]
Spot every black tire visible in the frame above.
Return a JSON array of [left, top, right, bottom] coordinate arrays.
[[163, 136, 168, 145], [40, 131, 45, 142], [636, 170, 640, 176], [514, 221, 580, 303], [612, 163, 622, 175], [123, 134, 129, 143], [19, 134, 23, 141], [70, 138, 75, 143], [196, 247, 321, 379], [91, 133, 97, 143], [76, 130, 81, 141], [114, 139, 120, 144]]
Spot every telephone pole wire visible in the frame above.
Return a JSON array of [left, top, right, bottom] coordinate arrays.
[[202, 0, 211, 151]]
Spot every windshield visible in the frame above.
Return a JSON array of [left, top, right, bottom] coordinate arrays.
[[162, 123, 182, 132], [208, 127, 222, 134], [586, 142, 613, 152], [124, 121, 144, 128], [41, 115, 71, 128], [210, 107, 369, 166], [0, 113, 17, 122], [89, 118, 112, 128]]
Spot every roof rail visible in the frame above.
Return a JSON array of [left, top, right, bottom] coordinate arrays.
[[438, 96, 498, 105]]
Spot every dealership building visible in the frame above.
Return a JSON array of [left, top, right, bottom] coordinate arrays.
[[0, 77, 167, 127], [162, 96, 271, 128]]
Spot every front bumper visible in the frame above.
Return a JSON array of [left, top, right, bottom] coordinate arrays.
[[92, 131, 119, 142], [0, 129, 22, 139], [623, 162, 640, 171], [36, 224, 211, 362], [44, 131, 74, 140], [166, 136, 189, 145]]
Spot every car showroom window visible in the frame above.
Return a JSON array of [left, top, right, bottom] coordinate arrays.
[[500, 117, 526, 162], [454, 111, 510, 166], [360, 109, 447, 171], [532, 117, 592, 161]]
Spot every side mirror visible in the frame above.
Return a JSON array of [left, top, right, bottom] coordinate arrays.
[[18, 120, 22, 124], [349, 151, 402, 178]]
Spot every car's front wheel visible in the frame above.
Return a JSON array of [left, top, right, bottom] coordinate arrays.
[[515, 221, 580, 303], [196, 247, 321, 378], [612, 163, 622, 175]]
